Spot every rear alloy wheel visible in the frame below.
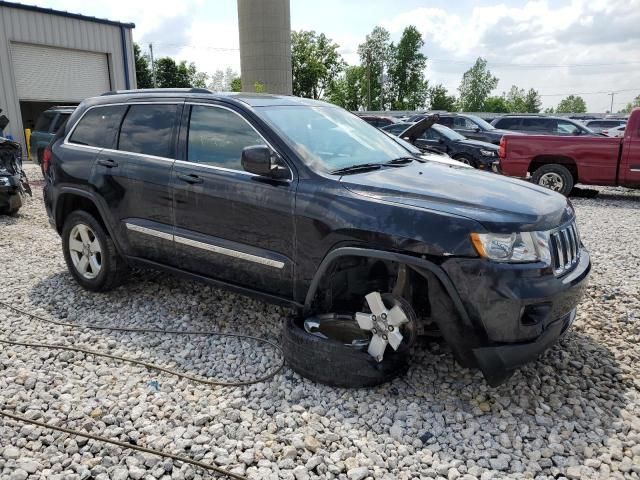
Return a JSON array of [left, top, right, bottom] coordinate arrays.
[[62, 211, 128, 291], [532, 164, 574, 196], [455, 155, 475, 168], [281, 292, 417, 388]]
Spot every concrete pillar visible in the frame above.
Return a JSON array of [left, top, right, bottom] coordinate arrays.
[[237, 0, 292, 95]]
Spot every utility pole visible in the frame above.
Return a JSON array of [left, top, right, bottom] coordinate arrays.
[[149, 43, 157, 88], [608, 92, 615, 113]]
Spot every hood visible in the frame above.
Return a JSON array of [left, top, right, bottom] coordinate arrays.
[[420, 152, 471, 168], [398, 115, 439, 142], [457, 138, 498, 150], [340, 162, 573, 232]]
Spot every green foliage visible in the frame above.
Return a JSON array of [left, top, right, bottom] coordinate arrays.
[[208, 68, 238, 92], [358, 26, 392, 110], [505, 86, 527, 112], [556, 95, 587, 113], [483, 96, 510, 113], [291, 30, 345, 99], [619, 94, 640, 114], [230, 77, 242, 92], [133, 43, 153, 89], [254, 82, 266, 93], [154, 57, 208, 88], [326, 66, 367, 110], [544, 106, 555, 114], [457, 57, 498, 112], [524, 88, 542, 113], [429, 84, 457, 111], [387, 26, 429, 110]]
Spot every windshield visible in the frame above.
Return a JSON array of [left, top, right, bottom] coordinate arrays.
[[466, 115, 495, 130], [257, 105, 414, 172], [433, 123, 466, 141]]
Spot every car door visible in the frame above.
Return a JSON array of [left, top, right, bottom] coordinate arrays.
[[620, 119, 640, 185], [107, 102, 181, 263], [454, 117, 482, 140], [170, 102, 296, 297], [415, 127, 448, 154]]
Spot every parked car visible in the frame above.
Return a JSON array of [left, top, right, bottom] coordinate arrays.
[[602, 125, 625, 138], [496, 108, 640, 195], [358, 115, 397, 128], [43, 89, 590, 387], [381, 129, 471, 168], [382, 120, 499, 169], [435, 113, 520, 145], [30, 106, 76, 164], [0, 114, 31, 215], [583, 119, 626, 134], [491, 115, 599, 137]]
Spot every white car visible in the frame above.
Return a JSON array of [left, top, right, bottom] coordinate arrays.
[[603, 125, 625, 137]]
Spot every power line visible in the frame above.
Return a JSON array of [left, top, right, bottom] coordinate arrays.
[[538, 88, 637, 97], [428, 58, 640, 68]]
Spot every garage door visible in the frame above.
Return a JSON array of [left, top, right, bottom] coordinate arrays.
[[10, 42, 111, 102]]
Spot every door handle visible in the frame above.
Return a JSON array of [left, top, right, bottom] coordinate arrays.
[[177, 173, 203, 184], [97, 158, 118, 168]]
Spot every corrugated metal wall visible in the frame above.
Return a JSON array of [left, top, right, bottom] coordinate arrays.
[[0, 4, 135, 151]]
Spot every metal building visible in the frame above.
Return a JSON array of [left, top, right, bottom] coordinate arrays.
[[237, 0, 292, 95], [0, 1, 136, 152]]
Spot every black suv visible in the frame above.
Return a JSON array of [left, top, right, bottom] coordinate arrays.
[[43, 89, 591, 386], [30, 106, 76, 164], [491, 115, 599, 136], [436, 113, 519, 145]]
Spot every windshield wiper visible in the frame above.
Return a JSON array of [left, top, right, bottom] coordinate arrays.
[[330, 163, 383, 175], [385, 157, 421, 165]]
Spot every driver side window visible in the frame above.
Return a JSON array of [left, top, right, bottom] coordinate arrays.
[[421, 128, 441, 141], [187, 105, 264, 170]]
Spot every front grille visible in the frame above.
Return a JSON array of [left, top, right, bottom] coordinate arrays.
[[550, 222, 581, 275]]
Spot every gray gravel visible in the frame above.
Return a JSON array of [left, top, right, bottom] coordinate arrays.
[[1, 164, 639, 480]]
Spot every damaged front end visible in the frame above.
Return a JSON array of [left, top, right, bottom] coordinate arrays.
[[0, 136, 32, 215]]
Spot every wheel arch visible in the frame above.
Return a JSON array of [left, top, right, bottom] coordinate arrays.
[[529, 155, 579, 183], [302, 247, 472, 327]]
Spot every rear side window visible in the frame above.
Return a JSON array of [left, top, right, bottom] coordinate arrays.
[[52, 113, 71, 132], [520, 118, 550, 132], [118, 104, 178, 158], [438, 117, 454, 128], [187, 105, 263, 170], [69, 105, 127, 148], [34, 112, 55, 132], [494, 118, 520, 129]]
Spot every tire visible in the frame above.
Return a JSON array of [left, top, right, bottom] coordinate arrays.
[[454, 154, 476, 168], [280, 315, 410, 388], [532, 164, 574, 196], [61, 210, 128, 292]]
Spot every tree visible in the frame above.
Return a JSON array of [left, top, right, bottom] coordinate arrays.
[[544, 106, 555, 114], [619, 94, 640, 114], [358, 26, 392, 110], [505, 86, 526, 112], [556, 95, 587, 113], [429, 84, 457, 111], [387, 26, 428, 110], [291, 30, 345, 99], [230, 77, 242, 92], [154, 58, 208, 88], [523, 88, 542, 113], [483, 96, 510, 113], [133, 43, 153, 88], [209, 67, 239, 91], [457, 57, 498, 112], [326, 66, 367, 111]]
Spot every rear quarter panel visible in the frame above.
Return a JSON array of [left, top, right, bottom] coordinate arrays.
[[501, 135, 622, 185]]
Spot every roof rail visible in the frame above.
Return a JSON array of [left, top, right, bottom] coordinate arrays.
[[49, 105, 78, 109], [101, 88, 212, 96]]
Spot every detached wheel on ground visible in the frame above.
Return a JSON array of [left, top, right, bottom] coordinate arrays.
[[281, 292, 416, 388], [532, 164, 574, 196], [61, 210, 128, 292]]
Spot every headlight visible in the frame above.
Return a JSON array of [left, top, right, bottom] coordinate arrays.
[[479, 149, 496, 156], [470, 231, 552, 264]]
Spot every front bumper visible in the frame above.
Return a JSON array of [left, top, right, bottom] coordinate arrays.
[[441, 247, 590, 385]]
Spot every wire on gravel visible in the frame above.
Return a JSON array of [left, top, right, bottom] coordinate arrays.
[[0, 299, 287, 480]]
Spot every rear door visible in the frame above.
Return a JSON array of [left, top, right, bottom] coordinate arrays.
[[170, 102, 296, 297], [415, 127, 448, 154], [111, 102, 181, 262]]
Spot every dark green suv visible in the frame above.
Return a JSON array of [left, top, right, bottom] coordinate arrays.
[[30, 106, 75, 164]]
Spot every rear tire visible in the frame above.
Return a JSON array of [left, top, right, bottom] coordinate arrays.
[[280, 315, 410, 388], [532, 164, 574, 196], [62, 210, 128, 292]]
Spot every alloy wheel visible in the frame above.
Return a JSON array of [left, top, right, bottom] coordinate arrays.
[[68, 223, 102, 279]]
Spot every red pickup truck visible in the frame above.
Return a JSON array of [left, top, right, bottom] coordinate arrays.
[[496, 108, 640, 195]]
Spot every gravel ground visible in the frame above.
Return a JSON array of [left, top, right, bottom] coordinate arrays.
[[1, 163, 639, 480]]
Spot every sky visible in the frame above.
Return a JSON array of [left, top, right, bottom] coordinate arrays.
[[29, 0, 640, 111]]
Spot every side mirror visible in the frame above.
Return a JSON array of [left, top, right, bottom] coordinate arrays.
[[241, 145, 289, 179], [438, 138, 445, 144], [0, 115, 9, 132], [473, 126, 481, 132]]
